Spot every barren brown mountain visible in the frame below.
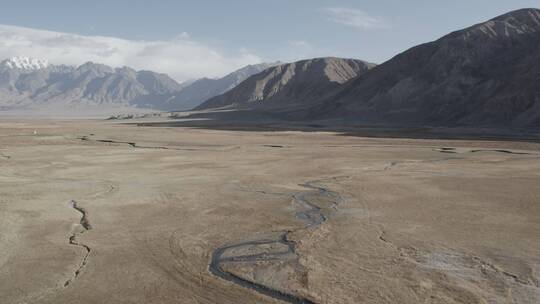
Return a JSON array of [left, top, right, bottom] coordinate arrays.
[[195, 57, 375, 110]]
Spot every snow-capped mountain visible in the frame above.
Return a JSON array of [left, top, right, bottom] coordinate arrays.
[[0, 60, 183, 111], [0, 58, 280, 113], [1, 56, 49, 70]]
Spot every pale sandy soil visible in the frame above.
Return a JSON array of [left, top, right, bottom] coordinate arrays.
[[0, 119, 539, 304]]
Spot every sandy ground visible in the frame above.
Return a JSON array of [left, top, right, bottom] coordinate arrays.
[[0, 119, 539, 304]]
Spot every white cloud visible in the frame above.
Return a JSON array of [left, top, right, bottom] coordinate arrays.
[[0, 24, 262, 82], [321, 7, 388, 30]]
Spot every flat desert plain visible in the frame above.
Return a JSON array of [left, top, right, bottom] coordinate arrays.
[[1, 120, 539, 304]]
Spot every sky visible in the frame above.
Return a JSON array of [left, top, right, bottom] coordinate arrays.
[[0, 0, 538, 82]]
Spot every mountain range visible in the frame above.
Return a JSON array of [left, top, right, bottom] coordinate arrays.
[[196, 8, 540, 129], [0, 57, 274, 112], [2, 8, 540, 130]]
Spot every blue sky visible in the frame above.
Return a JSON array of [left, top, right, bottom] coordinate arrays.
[[0, 0, 538, 81]]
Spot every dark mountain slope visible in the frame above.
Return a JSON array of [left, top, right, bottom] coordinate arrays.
[[307, 8, 540, 128]]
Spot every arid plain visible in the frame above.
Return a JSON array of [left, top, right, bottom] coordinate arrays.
[[1, 119, 539, 304]]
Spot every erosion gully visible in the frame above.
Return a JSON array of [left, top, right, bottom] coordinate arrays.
[[64, 200, 92, 287]]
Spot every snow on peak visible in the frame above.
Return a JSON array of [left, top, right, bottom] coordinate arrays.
[[2, 56, 49, 70]]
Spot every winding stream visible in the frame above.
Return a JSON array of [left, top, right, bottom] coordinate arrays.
[[210, 179, 344, 303]]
